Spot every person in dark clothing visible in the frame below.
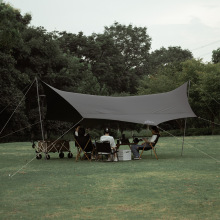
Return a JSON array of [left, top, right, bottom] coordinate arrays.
[[131, 126, 160, 160], [75, 127, 94, 156]]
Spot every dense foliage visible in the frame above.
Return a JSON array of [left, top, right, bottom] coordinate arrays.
[[212, 48, 220, 64], [0, 3, 219, 142]]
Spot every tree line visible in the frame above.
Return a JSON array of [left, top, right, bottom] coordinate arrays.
[[0, 3, 219, 142]]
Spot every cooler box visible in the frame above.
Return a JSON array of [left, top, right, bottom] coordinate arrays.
[[118, 149, 131, 161]]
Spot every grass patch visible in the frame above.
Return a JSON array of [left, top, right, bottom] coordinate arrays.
[[0, 136, 220, 219]]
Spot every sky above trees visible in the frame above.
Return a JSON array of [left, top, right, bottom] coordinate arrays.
[[4, 0, 220, 62]]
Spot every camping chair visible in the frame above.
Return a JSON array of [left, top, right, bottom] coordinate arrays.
[[139, 136, 160, 160], [75, 135, 95, 161], [139, 142, 158, 160], [95, 141, 118, 161]]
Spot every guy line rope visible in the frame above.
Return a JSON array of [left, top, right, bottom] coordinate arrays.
[[9, 118, 84, 178], [158, 125, 219, 163]]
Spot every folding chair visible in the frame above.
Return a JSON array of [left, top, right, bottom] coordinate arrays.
[[139, 142, 158, 160], [75, 135, 95, 161], [95, 141, 117, 161], [138, 134, 160, 160]]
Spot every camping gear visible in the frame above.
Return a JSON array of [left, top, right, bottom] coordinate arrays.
[[34, 140, 72, 159], [74, 136, 94, 161], [41, 81, 196, 125], [95, 141, 118, 162], [36, 80, 196, 160], [118, 149, 131, 161]]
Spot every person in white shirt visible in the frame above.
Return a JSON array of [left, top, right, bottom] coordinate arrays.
[[131, 126, 160, 160], [100, 128, 118, 162]]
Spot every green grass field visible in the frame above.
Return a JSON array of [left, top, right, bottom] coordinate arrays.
[[0, 136, 219, 220]]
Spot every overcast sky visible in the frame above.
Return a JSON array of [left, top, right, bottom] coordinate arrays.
[[5, 0, 220, 62]]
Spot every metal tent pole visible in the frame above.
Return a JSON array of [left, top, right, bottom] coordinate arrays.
[[35, 77, 45, 142], [181, 80, 191, 156]]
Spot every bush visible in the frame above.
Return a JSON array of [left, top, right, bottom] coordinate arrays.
[[159, 127, 220, 137], [186, 128, 212, 136], [212, 128, 220, 135], [89, 129, 103, 140], [0, 133, 33, 143]]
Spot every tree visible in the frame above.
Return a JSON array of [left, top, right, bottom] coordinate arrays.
[[137, 62, 182, 95], [212, 48, 220, 64], [104, 22, 151, 71], [148, 46, 193, 75], [58, 31, 124, 94], [0, 3, 31, 53], [104, 22, 152, 93], [197, 62, 220, 131], [137, 58, 220, 131], [58, 22, 152, 94], [174, 59, 220, 131], [0, 3, 31, 140], [86, 33, 125, 94]]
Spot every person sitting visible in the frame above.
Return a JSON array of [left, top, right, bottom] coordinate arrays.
[[131, 126, 160, 160], [74, 124, 81, 137], [100, 127, 118, 162], [75, 127, 94, 159]]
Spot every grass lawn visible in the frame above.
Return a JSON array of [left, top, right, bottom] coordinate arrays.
[[0, 135, 219, 220]]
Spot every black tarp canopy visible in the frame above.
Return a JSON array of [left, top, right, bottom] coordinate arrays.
[[42, 81, 196, 126]]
